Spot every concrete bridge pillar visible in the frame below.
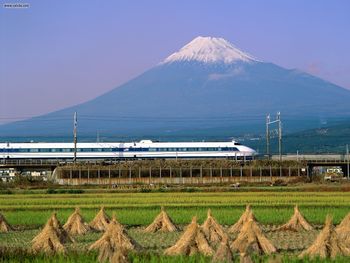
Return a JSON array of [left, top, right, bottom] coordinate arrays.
[[341, 164, 349, 179]]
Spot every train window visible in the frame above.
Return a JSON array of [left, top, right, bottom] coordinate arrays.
[[17, 149, 27, 152], [61, 148, 71, 152], [102, 148, 112, 152]]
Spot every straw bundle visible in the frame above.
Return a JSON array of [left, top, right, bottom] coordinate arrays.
[[32, 213, 73, 245], [89, 215, 140, 262], [335, 212, 350, 244], [228, 205, 256, 234], [164, 216, 214, 256], [212, 236, 233, 263], [231, 219, 276, 255], [63, 207, 91, 235], [202, 209, 227, 244], [276, 205, 313, 231], [110, 247, 130, 263], [239, 253, 253, 263], [32, 213, 70, 254], [299, 215, 350, 259], [90, 207, 110, 231], [144, 207, 178, 233], [0, 212, 13, 232]]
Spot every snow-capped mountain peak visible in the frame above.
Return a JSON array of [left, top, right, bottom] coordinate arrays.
[[162, 36, 258, 64]]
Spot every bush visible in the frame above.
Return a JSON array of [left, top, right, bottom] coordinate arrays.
[[0, 189, 13, 194], [46, 188, 57, 194], [140, 188, 152, 193], [46, 188, 84, 194], [182, 187, 197, 192], [157, 187, 168, 192]]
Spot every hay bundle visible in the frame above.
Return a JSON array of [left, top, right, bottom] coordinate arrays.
[[144, 207, 178, 233], [299, 215, 350, 259], [212, 236, 233, 263], [202, 209, 227, 244], [32, 213, 73, 245], [276, 205, 313, 231], [110, 247, 130, 263], [229, 205, 256, 234], [48, 213, 73, 243], [63, 207, 91, 235], [231, 219, 276, 255], [89, 215, 140, 262], [164, 216, 213, 256], [32, 213, 69, 254], [239, 253, 253, 263], [335, 212, 350, 244], [90, 207, 110, 231], [0, 212, 13, 232]]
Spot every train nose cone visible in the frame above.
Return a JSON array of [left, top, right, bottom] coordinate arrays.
[[244, 146, 257, 155]]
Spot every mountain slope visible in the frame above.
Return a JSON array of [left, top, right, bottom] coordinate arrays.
[[244, 121, 350, 154], [1, 36, 350, 139]]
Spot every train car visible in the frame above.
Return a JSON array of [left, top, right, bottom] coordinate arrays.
[[0, 140, 256, 160]]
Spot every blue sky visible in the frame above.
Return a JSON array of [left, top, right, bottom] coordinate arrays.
[[1, 0, 349, 123]]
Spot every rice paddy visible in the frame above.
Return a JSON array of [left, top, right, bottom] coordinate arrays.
[[1, 191, 350, 262]]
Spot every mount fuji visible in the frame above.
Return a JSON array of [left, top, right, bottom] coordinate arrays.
[[1, 36, 350, 140]]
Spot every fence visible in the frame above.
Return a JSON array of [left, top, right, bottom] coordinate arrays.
[[54, 166, 306, 185]]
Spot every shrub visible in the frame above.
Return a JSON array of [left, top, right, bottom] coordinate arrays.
[[46, 188, 57, 194]]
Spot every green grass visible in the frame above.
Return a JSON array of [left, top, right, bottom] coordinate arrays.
[[1, 249, 350, 263], [0, 192, 350, 227]]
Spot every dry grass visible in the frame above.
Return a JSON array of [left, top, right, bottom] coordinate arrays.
[[212, 236, 233, 263], [164, 216, 213, 256], [276, 205, 313, 231], [228, 205, 257, 235], [89, 207, 110, 231], [335, 212, 350, 245], [231, 219, 276, 255], [201, 209, 227, 244], [89, 215, 140, 262], [299, 215, 350, 259], [239, 253, 253, 263], [32, 213, 72, 254], [144, 207, 178, 233], [63, 207, 91, 235], [110, 247, 129, 263], [0, 212, 13, 232]]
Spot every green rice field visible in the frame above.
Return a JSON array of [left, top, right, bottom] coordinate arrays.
[[1, 191, 350, 227], [1, 191, 350, 262]]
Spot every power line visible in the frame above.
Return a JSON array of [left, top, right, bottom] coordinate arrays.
[[266, 112, 282, 160]]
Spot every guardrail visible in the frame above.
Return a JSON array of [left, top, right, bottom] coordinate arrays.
[[0, 159, 61, 166], [1, 154, 349, 166], [271, 154, 350, 163]]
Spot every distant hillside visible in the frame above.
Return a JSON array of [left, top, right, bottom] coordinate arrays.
[[243, 121, 350, 154]]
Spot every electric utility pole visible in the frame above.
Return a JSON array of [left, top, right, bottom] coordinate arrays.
[[277, 112, 282, 161], [347, 144, 349, 180], [266, 114, 270, 158], [73, 112, 77, 163], [266, 112, 282, 161]]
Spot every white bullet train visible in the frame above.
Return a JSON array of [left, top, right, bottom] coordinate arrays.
[[0, 140, 256, 160]]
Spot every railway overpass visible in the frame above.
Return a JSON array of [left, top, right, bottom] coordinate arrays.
[[271, 154, 350, 178], [1, 154, 349, 183]]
